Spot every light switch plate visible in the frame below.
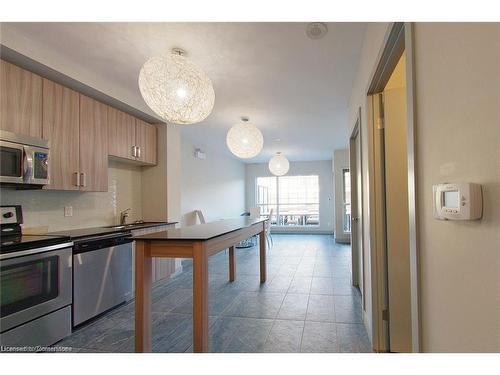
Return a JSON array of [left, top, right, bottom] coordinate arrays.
[[64, 206, 73, 217]]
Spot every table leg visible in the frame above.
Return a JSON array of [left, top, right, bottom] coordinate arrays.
[[259, 228, 267, 283], [229, 246, 235, 282], [193, 242, 209, 352], [135, 240, 152, 352]]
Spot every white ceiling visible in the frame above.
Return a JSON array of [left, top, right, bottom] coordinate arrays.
[[1, 22, 366, 162]]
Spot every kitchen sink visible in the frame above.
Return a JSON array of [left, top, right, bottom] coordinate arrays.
[[102, 222, 156, 230]]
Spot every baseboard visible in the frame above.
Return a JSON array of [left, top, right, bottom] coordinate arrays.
[[335, 238, 351, 244]]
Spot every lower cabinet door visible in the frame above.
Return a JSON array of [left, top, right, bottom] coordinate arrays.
[[131, 225, 177, 286]]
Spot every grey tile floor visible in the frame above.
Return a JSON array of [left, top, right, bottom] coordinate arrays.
[[57, 234, 371, 353]]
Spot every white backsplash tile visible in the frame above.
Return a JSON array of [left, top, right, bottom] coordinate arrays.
[[0, 160, 143, 232]]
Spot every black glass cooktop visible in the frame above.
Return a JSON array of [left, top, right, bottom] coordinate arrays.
[[0, 234, 71, 255]]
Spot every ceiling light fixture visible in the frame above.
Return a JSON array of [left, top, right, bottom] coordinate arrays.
[[268, 152, 290, 176], [138, 48, 215, 125], [226, 117, 264, 159]]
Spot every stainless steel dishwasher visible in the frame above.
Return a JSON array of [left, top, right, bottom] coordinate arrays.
[[72, 233, 133, 326]]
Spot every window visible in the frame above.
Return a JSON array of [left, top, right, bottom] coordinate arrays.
[[342, 168, 351, 233], [256, 175, 319, 227]]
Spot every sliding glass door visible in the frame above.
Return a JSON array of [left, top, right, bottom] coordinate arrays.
[[256, 175, 319, 227]]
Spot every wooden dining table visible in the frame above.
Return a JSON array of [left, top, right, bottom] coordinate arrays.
[[132, 217, 268, 353]]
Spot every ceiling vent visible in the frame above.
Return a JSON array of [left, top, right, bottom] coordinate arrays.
[[306, 22, 328, 40]]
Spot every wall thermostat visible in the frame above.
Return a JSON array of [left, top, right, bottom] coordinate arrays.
[[194, 148, 206, 160], [433, 183, 482, 221]]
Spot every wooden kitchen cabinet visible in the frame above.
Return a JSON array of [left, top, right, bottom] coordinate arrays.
[[2, 58, 155, 193], [0, 59, 43, 138], [108, 106, 136, 160], [79, 95, 108, 192], [43, 82, 108, 192], [42, 79, 80, 190], [107, 113, 157, 165], [135, 119, 157, 165]]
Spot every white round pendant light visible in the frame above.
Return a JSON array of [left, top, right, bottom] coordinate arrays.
[[138, 48, 215, 125], [269, 152, 290, 176], [226, 117, 264, 159]]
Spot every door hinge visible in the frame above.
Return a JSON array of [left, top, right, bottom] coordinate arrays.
[[377, 117, 384, 130], [382, 309, 390, 322]]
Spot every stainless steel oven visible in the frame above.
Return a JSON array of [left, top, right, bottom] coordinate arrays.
[[0, 130, 50, 187], [0, 244, 72, 347]]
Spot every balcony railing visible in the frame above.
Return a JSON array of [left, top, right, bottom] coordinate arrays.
[[258, 203, 319, 226]]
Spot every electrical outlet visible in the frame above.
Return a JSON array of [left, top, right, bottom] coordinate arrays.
[[64, 206, 73, 217]]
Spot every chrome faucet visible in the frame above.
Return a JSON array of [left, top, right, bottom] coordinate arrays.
[[120, 208, 131, 225]]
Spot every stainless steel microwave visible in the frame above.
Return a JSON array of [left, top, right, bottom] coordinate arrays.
[[0, 130, 50, 187]]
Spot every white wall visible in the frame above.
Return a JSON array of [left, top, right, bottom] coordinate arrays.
[[245, 160, 334, 234], [0, 160, 143, 231], [413, 23, 500, 352], [141, 124, 181, 224], [180, 135, 246, 226], [348, 22, 500, 352], [333, 149, 350, 242]]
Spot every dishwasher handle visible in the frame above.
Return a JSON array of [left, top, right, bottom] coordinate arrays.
[[73, 235, 133, 255]]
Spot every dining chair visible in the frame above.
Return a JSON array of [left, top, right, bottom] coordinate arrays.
[[195, 210, 206, 224], [266, 208, 274, 249], [236, 208, 259, 248], [249, 206, 261, 219]]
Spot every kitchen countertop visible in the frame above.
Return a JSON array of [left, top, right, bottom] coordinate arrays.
[[49, 221, 178, 240]]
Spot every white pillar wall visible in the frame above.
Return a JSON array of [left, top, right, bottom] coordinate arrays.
[[141, 123, 181, 224]]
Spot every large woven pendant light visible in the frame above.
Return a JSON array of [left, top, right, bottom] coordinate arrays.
[[139, 48, 215, 124], [226, 117, 264, 158], [268, 152, 290, 176]]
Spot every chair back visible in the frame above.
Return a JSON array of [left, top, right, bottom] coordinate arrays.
[[195, 210, 206, 224], [266, 208, 274, 232], [249, 206, 261, 219]]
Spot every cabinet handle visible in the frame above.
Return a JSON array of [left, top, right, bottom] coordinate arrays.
[[137, 146, 141, 159], [131, 146, 137, 158], [73, 172, 80, 187], [80, 172, 86, 187]]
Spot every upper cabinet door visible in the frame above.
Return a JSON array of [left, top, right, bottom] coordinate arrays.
[[135, 119, 157, 165], [79, 95, 108, 192], [108, 106, 136, 160], [42, 79, 80, 190], [0, 60, 42, 137]]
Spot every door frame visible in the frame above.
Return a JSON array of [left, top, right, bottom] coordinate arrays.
[[349, 108, 363, 297], [366, 22, 420, 352]]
